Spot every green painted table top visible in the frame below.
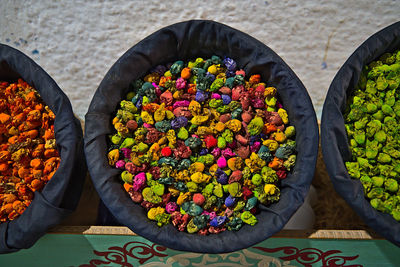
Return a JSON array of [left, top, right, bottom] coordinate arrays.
[[1, 231, 399, 267]]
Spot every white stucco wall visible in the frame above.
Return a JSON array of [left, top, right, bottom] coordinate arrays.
[[0, 0, 399, 120]]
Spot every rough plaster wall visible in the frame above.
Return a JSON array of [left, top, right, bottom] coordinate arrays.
[[0, 0, 399, 120]]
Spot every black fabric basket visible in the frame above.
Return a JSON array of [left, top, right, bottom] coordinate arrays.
[[84, 20, 318, 253], [0, 44, 86, 253], [321, 21, 400, 246]]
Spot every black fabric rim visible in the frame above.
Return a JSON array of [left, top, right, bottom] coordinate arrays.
[[84, 20, 318, 253], [0, 44, 86, 253], [321, 21, 400, 247]]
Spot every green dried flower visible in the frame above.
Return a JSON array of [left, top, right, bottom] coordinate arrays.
[[354, 117, 369, 129], [210, 79, 224, 92], [377, 153, 391, 163], [381, 104, 394, 116], [186, 219, 199, 234], [360, 175, 372, 194], [357, 157, 371, 171], [121, 171, 133, 184], [197, 154, 214, 165], [216, 105, 230, 113], [367, 187, 384, 199], [209, 98, 223, 108], [204, 196, 217, 210], [202, 183, 214, 196], [392, 207, 400, 221], [365, 139, 380, 159], [228, 101, 241, 111], [371, 176, 384, 187], [372, 110, 384, 121], [142, 187, 162, 204], [366, 103, 377, 113], [366, 120, 381, 138], [376, 76, 388, 91], [251, 173, 262, 186], [111, 134, 123, 145], [345, 162, 360, 179], [248, 117, 264, 136], [241, 211, 257, 226], [260, 166, 278, 184], [177, 127, 189, 140], [384, 178, 398, 193], [226, 217, 243, 231], [354, 130, 366, 145], [374, 130, 387, 143], [347, 106, 364, 122], [155, 213, 171, 227], [370, 198, 384, 211], [221, 129, 234, 143], [120, 100, 138, 113]]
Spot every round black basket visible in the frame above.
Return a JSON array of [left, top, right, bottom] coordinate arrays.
[[84, 20, 318, 253], [321, 21, 400, 246], [0, 44, 86, 253]]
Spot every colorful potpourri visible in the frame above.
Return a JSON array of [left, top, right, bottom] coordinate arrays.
[[0, 79, 60, 222], [345, 50, 400, 221], [108, 56, 297, 234]]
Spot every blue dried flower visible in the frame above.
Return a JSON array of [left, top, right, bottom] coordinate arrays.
[[195, 90, 208, 102], [221, 94, 232, 105], [217, 172, 228, 185], [205, 72, 216, 83], [210, 215, 227, 227], [199, 148, 209, 156], [225, 195, 236, 207], [171, 116, 188, 129], [223, 57, 237, 71], [152, 65, 167, 75]]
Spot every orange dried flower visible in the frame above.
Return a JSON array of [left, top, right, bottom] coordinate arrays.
[[123, 183, 132, 192], [0, 113, 11, 124], [0, 79, 60, 222], [43, 128, 54, 140], [3, 194, 17, 204], [32, 144, 45, 158], [181, 67, 191, 79], [30, 179, 43, 191], [20, 129, 39, 139], [0, 163, 8, 172], [249, 74, 261, 84], [30, 158, 43, 169], [268, 157, 284, 170], [44, 149, 59, 158]]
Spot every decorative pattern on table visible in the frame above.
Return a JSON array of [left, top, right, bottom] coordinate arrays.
[[79, 242, 362, 267], [253, 246, 361, 267], [79, 241, 168, 267]]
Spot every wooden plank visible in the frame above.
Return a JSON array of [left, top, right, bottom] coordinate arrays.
[[49, 226, 383, 240]]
